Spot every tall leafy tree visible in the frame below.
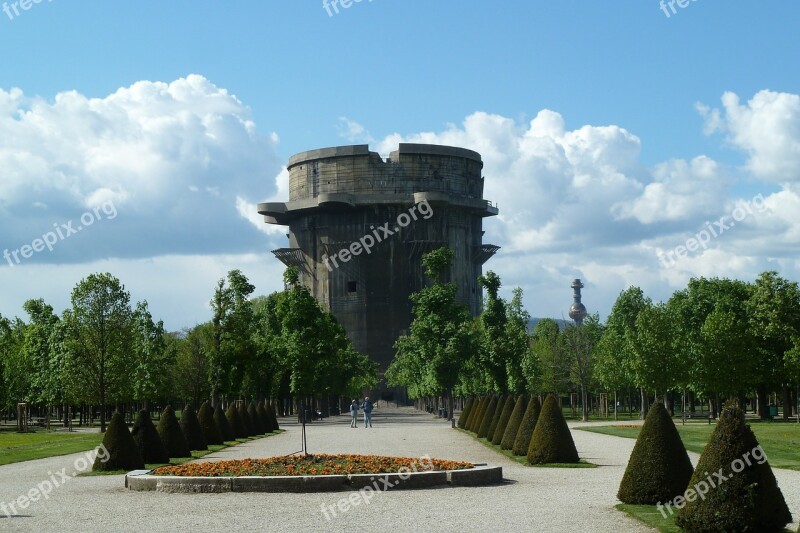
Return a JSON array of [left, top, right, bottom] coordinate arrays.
[[478, 271, 508, 392], [504, 288, 531, 395], [387, 247, 477, 420], [563, 313, 602, 421], [63, 273, 133, 432], [172, 325, 213, 405], [747, 271, 800, 419], [131, 301, 170, 409], [605, 287, 651, 418], [528, 318, 566, 395], [628, 302, 678, 408], [209, 269, 255, 406]]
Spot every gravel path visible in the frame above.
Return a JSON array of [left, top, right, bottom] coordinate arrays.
[[0, 407, 798, 532]]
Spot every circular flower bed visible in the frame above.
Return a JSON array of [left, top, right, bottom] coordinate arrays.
[[151, 454, 473, 477]]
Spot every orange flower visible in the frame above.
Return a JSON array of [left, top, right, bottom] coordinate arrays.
[[151, 454, 473, 477]]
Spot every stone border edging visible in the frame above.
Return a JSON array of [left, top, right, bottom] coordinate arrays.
[[125, 465, 503, 493]]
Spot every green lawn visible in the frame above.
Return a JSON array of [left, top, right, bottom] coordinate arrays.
[[83, 431, 286, 475], [0, 429, 104, 466], [578, 421, 800, 470], [456, 428, 597, 468], [617, 504, 680, 533], [0, 428, 285, 469]]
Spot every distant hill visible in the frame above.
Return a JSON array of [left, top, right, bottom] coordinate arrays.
[[527, 317, 571, 333]]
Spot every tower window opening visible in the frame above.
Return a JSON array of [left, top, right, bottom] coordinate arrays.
[[347, 281, 358, 293]]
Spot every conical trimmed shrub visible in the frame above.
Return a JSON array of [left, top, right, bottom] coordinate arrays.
[[257, 402, 273, 433], [237, 402, 253, 436], [157, 405, 191, 458], [226, 404, 246, 439], [464, 396, 480, 431], [179, 404, 207, 451], [469, 396, 488, 433], [676, 403, 792, 532], [513, 396, 541, 456], [491, 395, 516, 445], [617, 402, 693, 504], [248, 402, 265, 435], [477, 396, 499, 438], [214, 404, 233, 442], [198, 401, 223, 445], [457, 397, 474, 429], [93, 412, 144, 471], [486, 395, 507, 440], [131, 409, 168, 464], [267, 400, 280, 431], [527, 394, 579, 464], [501, 395, 528, 450]]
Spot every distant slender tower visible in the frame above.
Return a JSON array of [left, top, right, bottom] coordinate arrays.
[[569, 278, 588, 326]]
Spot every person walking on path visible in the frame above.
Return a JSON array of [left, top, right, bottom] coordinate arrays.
[[349, 399, 359, 428], [361, 396, 373, 428]]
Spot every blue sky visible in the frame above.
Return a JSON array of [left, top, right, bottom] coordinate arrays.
[[1, 1, 799, 330]]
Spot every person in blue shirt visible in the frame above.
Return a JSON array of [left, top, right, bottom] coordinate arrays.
[[361, 396, 373, 428], [349, 399, 359, 428]]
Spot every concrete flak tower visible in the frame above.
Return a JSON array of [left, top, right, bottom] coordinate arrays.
[[569, 278, 588, 326], [258, 143, 499, 393]]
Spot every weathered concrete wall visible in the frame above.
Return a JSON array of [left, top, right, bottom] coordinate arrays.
[[259, 143, 499, 390]]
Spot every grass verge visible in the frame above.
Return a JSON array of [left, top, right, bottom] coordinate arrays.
[[456, 428, 597, 468], [82, 431, 285, 475], [616, 503, 679, 533], [577, 422, 800, 470], [0, 430, 105, 466]]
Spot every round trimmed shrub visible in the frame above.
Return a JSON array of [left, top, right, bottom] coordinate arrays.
[[179, 404, 207, 451], [491, 395, 516, 445], [93, 411, 144, 471], [617, 402, 693, 504], [257, 402, 273, 433], [214, 404, 233, 442], [198, 401, 223, 445], [512, 396, 541, 456], [226, 404, 246, 439], [248, 402, 265, 435], [527, 394, 579, 464], [676, 403, 792, 532], [457, 397, 474, 429], [477, 396, 499, 439], [267, 400, 280, 430], [501, 395, 528, 450], [157, 405, 191, 458], [131, 409, 168, 464]]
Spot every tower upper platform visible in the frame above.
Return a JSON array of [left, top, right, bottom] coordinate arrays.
[[258, 143, 498, 225]]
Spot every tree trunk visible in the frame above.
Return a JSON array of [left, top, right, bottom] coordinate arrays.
[[757, 384, 770, 419], [782, 384, 792, 420], [581, 386, 589, 422], [640, 388, 649, 419], [448, 390, 455, 422]]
